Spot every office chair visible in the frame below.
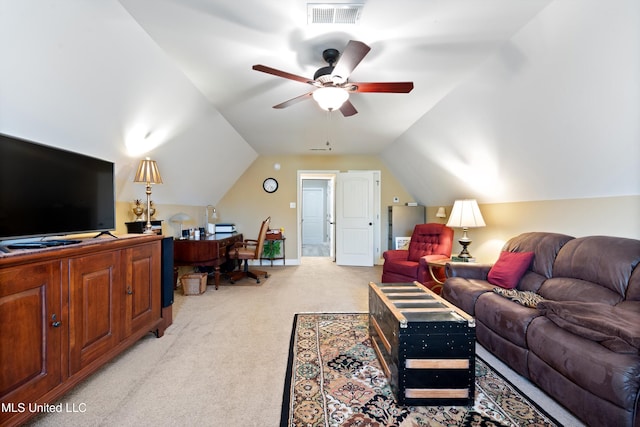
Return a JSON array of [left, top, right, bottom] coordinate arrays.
[[227, 216, 271, 284]]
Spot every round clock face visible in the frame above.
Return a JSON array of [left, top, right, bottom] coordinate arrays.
[[263, 177, 278, 193]]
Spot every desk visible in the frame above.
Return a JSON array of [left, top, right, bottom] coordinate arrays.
[[173, 233, 243, 290]]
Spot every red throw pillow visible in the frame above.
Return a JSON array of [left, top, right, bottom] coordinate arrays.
[[487, 251, 535, 289]]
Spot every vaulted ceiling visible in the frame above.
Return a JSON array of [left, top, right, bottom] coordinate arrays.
[[1, 0, 638, 208], [119, 0, 551, 155]]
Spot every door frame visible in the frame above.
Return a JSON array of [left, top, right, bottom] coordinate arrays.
[[297, 170, 381, 265], [297, 170, 338, 262]]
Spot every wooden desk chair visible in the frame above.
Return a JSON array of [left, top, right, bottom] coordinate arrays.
[[227, 216, 271, 284]]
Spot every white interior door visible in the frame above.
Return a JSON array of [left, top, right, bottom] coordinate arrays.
[[302, 187, 324, 244], [335, 171, 374, 266]]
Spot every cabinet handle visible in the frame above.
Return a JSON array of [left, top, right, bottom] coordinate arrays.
[[51, 314, 61, 328], [126, 286, 133, 295]]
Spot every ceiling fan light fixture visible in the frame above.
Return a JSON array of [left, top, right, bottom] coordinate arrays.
[[312, 87, 349, 111]]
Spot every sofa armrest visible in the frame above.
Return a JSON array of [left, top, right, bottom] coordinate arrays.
[[383, 249, 409, 261], [445, 263, 493, 280]]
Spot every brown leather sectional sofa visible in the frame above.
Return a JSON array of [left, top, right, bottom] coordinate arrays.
[[442, 232, 640, 427]]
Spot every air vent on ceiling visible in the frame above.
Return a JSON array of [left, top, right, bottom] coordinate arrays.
[[307, 3, 363, 25]]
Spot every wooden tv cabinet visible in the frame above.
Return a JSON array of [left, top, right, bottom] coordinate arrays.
[[0, 234, 166, 427]]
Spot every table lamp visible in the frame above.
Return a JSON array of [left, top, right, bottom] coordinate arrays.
[[134, 157, 163, 234], [446, 199, 486, 259], [205, 205, 218, 235]]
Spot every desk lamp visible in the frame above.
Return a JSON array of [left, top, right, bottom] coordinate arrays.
[[205, 205, 218, 235], [170, 212, 191, 239], [134, 157, 163, 234]]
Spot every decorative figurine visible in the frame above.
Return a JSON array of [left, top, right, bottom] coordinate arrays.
[[132, 199, 144, 221]]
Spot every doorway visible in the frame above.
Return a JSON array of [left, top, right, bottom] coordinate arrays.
[[299, 172, 336, 259], [297, 170, 381, 265]]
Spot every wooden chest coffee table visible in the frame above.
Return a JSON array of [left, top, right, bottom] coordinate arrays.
[[368, 281, 476, 406]]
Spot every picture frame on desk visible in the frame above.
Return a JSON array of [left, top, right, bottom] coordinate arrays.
[[395, 237, 411, 250]]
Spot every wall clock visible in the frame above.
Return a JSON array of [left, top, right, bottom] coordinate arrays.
[[263, 177, 278, 193]]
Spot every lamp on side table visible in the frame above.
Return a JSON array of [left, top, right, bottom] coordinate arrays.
[[133, 157, 163, 234], [446, 199, 485, 260]]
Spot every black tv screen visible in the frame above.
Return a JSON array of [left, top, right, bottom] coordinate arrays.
[[0, 133, 115, 241]]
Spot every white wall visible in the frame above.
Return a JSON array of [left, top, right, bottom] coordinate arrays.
[[383, 0, 639, 206], [0, 0, 256, 208]]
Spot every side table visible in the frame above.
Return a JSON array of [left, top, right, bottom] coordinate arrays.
[[427, 259, 478, 285], [261, 232, 285, 266], [426, 259, 452, 285]]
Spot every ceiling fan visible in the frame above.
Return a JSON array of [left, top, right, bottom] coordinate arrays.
[[252, 40, 414, 117]]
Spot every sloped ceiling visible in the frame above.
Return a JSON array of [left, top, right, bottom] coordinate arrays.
[[385, 0, 640, 205], [0, 0, 638, 208], [117, 0, 552, 155]]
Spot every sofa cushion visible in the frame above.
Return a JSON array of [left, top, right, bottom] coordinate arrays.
[[487, 251, 534, 289], [552, 236, 640, 299], [441, 277, 493, 316], [475, 292, 542, 348], [539, 277, 623, 305], [528, 316, 640, 410], [503, 232, 574, 279], [625, 266, 640, 301]]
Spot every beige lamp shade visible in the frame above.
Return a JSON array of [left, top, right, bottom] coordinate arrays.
[[446, 199, 486, 229], [134, 157, 163, 184], [133, 157, 162, 234]]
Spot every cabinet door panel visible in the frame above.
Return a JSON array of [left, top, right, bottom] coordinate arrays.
[[0, 262, 62, 410], [124, 243, 161, 336], [69, 251, 121, 375]]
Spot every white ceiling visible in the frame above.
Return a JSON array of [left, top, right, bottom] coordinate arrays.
[[119, 0, 552, 155], [2, 0, 636, 208]]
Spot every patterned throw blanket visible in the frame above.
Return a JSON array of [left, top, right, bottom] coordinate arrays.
[[492, 288, 546, 308]]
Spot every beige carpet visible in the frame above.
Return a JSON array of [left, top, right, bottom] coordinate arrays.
[[27, 257, 583, 427]]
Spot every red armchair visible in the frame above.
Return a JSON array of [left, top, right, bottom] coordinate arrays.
[[381, 223, 454, 294]]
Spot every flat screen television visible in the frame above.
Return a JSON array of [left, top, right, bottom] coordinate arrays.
[[0, 133, 115, 242]]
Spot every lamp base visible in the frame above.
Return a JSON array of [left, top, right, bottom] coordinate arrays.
[[457, 228, 473, 259], [143, 184, 154, 235], [456, 241, 472, 259]]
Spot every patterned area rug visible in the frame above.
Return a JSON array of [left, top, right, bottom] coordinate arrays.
[[281, 313, 559, 427]]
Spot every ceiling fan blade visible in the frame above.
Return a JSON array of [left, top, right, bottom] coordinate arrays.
[[253, 64, 314, 85], [348, 82, 414, 93], [331, 40, 371, 81], [273, 92, 314, 109], [339, 100, 358, 117]]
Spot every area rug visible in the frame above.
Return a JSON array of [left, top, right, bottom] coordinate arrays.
[[281, 313, 560, 427]]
